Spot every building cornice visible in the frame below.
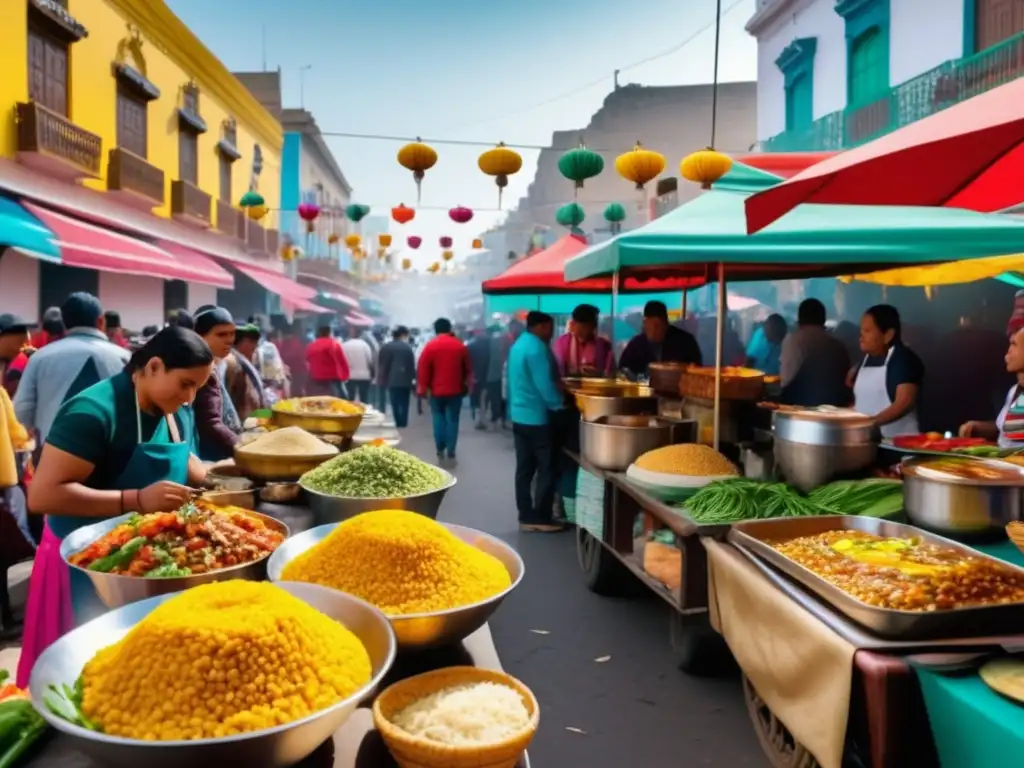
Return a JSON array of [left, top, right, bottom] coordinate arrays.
[[103, 0, 282, 153], [746, 0, 804, 37], [775, 37, 817, 83]]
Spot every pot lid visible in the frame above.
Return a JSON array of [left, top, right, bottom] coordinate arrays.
[[903, 456, 1024, 485]]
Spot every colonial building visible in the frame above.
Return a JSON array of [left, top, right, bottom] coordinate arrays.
[[749, 0, 1024, 151], [0, 0, 319, 328]]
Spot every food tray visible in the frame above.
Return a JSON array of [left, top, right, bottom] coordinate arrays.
[[679, 369, 764, 401], [728, 516, 1024, 640]]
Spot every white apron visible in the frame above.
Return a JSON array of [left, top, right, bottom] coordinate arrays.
[[853, 347, 919, 438], [996, 385, 1024, 448]]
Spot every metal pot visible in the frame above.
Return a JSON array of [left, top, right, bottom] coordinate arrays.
[[580, 415, 696, 471], [574, 386, 658, 422], [772, 408, 879, 445], [772, 409, 879, 492], [902, 456, 1024, 537], [647, 362, 690, 396], [300, 469, 457, 525]]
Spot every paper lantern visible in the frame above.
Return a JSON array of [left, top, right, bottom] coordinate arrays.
[[428, 262, 440, 273], [478, 142, 522, 208], [558, 141, 604, 193], [472, 238, 483, 249], [327, 233, 340, 245], [615, 142, 666, 191], [246, 205, 268, 221], [345, 204, 370, 223], [401, 258, 412, 270], [680, 148, 733, 190], [378, 233, 392, 248], [407, 235, 422, 249], [439, 236, 453, 249], [239, 190, 264, 208], [391, 204, 415, 225], [442, 250, 454, 262], [344, 234, 361, 249], [555, 202, 585, 229], [603, 202, 626, 234], [397, 139, 438, 203], [297, 202, 320, 222], [448, 206, 473, 224]]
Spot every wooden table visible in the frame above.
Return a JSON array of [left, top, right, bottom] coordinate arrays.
[[25, 624, 530, 768]]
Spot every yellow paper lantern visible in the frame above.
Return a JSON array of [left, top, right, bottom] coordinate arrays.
[[472, 238, 483, 249], [397, 139, 438, 203], [442, 250, 454, 262], [428, 262, 440, 273], [401, 258, 412, 270], [615, 142, 666, 190], [344, 234, 361, 249], [378, 233, 392, 248], [478, 142, 523, 208], [247, 204, 268, 221], [327, 233, 340, 245], [680, 148, 733, 190]]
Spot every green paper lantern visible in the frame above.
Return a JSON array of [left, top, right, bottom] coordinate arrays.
[[239, 190, 264, 208], [346, 203, 371, 223], [557, 143, 604, 190], [555, 202, 586, 229], [603, 202, 626, 223]]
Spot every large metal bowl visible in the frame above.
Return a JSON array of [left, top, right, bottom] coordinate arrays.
[[29, 581, 397, 768], [233, 446, 337, 482], [271, 398, 365, 435], [580, 415, 694, 471], [267, 522, 524, 650], [60, 510, 290, 608], [574, 387, 658, 423], [300, 468, 457, 525]]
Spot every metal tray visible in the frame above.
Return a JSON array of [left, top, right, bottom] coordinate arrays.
[[728, 516, 1024, 640]]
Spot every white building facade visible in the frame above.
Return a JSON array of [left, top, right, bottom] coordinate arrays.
[[749, 0, 1024, 150]]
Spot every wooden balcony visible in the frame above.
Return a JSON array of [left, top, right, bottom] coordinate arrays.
[[215, 199, 244, 238], [15, 101, 101, 180], [245, 218, 266, 253], [266, 228, 280, 257], [170, 179, 211, 228], [107, 148, 164, 210]]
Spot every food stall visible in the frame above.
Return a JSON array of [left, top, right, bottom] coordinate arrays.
[[16, 396, 535, 768], [558, 159, 1024, 767]]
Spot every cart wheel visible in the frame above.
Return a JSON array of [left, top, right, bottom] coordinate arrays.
[[576, 527, 630, 596], [669, 610, 731, 676], [743, 674, 820, 768]]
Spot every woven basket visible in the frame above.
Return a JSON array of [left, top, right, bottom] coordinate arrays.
[[372, 666, 539, 768], [678, 369, 764, 401], [1007, 522, 1024, 555]]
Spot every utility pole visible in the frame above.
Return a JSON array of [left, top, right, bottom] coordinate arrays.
[[299, 65, 312, 109]]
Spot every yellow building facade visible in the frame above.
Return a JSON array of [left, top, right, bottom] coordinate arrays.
[[0, 0, 291, 326]]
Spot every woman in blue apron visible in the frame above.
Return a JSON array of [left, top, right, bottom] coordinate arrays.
[[192, 306, 242, 461], [17, 326, 213, 685]]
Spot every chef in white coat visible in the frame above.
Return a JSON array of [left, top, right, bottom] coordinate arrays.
[[960, 327, 1024, 447], [848, 305, 924, 438]]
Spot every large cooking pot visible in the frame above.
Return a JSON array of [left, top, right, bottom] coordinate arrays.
[[580, 415, 697, 471], [647, 363, 691, 397], [773, 408, 879, 492], [902, 456, 1024, 538], [573, 386, 658, 422]]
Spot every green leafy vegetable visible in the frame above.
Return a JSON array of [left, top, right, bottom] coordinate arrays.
[[681, 479, 824, 524], [809, 479, 903, 517], [144, 563, 191, 578], [0, 697, 46, 768], [44, 677, 98, 732], [87, 536, 146, 573]]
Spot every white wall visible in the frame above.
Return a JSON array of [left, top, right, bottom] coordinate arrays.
[[188, 283, 217, 314], [753, 0, 967, 141], [0, 251, 39, 322], [299, 138, 350, 220], [98, 273, 162, 331]]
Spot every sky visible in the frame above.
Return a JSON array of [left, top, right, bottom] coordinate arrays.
[[167, 0, 758, 269]]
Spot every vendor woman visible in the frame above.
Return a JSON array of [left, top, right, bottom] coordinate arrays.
[[848, 304, 924, 437], [959, 327, 1024, 446], [17, 327, 213, 685], [192, 305, 242, 461], [552, 304, 613, 377]]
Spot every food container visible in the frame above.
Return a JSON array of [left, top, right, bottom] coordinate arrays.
[[623, 464, 736, 502], [573, 385, 658, 423], [647, 362, 691, 396], [199, 489, 259, 508], [679, 366, 765, 401], [233, 446, 335, 482], [373, 667, 538, 768], [60, 510, 289, 609], [579, 415, 696, 471], [259, 482, 303, 504], [772, 408, 879, 492], [204, 463, 255, 492], [729, 515, 1024, 639], [902, 456, 1024, 537], [267, 522, 524, 650], [301, 468, 457, 525], [271, 399, 365, 436], [563, 376, 628, 396], [29, 582, 396, 768]]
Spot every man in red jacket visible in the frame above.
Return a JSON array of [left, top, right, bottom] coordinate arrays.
[[417, 317, 470, 463], [305, 324, 350, 397]]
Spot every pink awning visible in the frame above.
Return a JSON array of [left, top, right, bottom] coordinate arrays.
[[321, 291, 360, 308], [284, 297, 332, 315], [234, 263, 318, 303], [345, 310, 373, 327], [157, 241, 234, 289], [23, 202, 217, 283]]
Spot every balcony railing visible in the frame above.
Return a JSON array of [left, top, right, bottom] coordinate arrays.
[[170, 180, 211, 226], [215, 199, 243, 238], [245, 219, 266, 253], [266, 228, 280, 257], [107, 148, 164, 207], [760, 31, 1024, 152], [15, 101, 102, 178]]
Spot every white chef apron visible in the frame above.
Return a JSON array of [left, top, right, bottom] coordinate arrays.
[[853, 347, 919, 438], [996, 385, 1024, 448]]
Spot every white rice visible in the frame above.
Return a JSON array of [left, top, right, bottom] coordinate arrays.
[[391, 682, 531, 746]]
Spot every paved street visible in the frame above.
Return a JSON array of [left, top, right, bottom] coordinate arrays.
[[398, 404, 767, 766]]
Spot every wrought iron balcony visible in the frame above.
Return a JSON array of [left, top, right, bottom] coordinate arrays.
[[170, 179, 211, 227], [107, 148, 164, 209], [215, 199, 244, 238], [15, 101, 101, 180], [759, 31, 1024, 152]]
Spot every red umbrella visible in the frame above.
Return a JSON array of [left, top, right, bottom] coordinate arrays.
[[744, 77, 1024, 234]]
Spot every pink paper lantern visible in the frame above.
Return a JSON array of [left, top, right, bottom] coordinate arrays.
[[297, 202, 321, 222], [448, 206, 474, 224], [439, 236, 453, 249], [407, 236, 422, 249]]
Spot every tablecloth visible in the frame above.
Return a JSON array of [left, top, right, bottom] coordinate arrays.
[[705, 539, 855, 768]]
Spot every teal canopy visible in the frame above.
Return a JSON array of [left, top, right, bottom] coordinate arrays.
[[485, 291, 687, 316], [563, 162, 1024, 283], [0, 197, 60, 262]]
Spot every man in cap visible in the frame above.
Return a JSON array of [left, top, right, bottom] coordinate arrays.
[[618, 300, 702, 376]]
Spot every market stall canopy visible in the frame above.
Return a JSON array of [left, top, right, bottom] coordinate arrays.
[[233, 263, 319, 305], [345, 310, 374, 327], [734, 152, 837, 179], [156, 240, 234, 289], [0, 197, 59, 263], [744, 77, 1024, 234], [483, 233, 702, 294], [840, 252, 1024, 287], [563, 162, 1024, 284], [317, 291, 361, 309], [485, 291, 693, 316]]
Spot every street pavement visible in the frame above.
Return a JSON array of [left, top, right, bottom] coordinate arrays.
[[399, 405, 768, 767]]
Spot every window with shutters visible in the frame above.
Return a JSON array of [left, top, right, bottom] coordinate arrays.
[[116, 84, 148, 158], [27, 22, 68, 116], [848, 27, 889, 105], [179, 129, 198, 185], [219, 154, 232, 202], [785, 73, 813, 131]]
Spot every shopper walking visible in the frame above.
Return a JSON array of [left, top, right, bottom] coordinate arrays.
[[306, 324, 350, 398], [377, 326, 416, 428], [417, 318, 470, 463], [342, 326, 375, 403]]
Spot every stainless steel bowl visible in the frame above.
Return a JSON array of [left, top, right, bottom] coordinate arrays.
[[300, 469, 456, 525], [574, 388, 658, 423], [772, 408, 879, 445], [647, 362, 691, 396], [579, 415, 695, 471], [774, 438, 877, 493], [903, 456, 1024, 536], [267, 522, 524, 650], [29, 582, 397, 768], [60, 511, 290, 608]]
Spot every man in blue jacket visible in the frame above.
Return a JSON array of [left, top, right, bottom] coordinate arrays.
[[507, 311, 566, 532]]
